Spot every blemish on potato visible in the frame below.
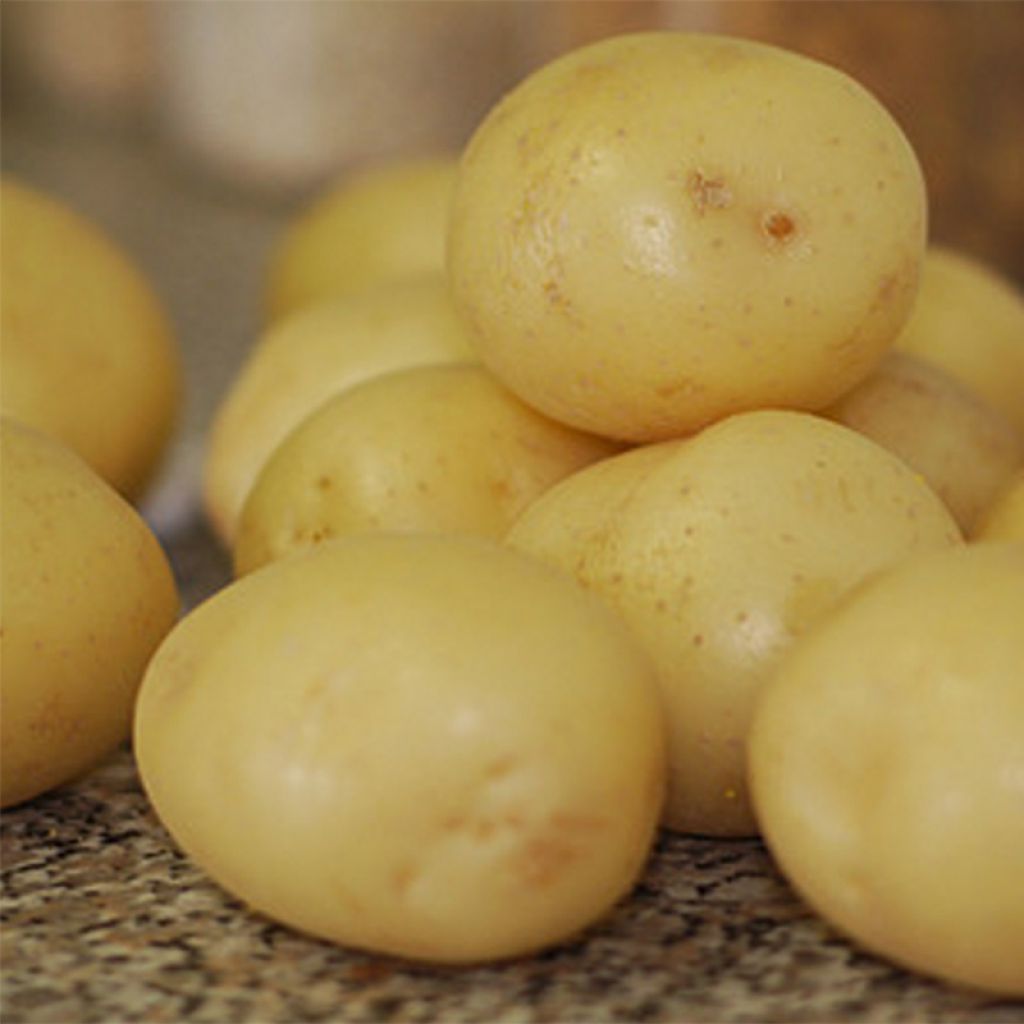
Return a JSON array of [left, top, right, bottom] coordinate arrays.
[[687, 171, 733, 216], [761, 210, 797, 245]]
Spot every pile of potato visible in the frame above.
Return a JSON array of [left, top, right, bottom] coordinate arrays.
[[4, 30, 1024, 994]]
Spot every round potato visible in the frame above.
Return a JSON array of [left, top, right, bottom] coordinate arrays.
[[203, 274, 477, 546], [134, 534, 666, 963], [0, 178, 181, 501], [1, 418, 179, 808], [507, 410, 962, 836], [971, 471, 1024, 543], [748, 543, 1024, 996], [265, 155, 457, 321], [895, 246, 1024, 439], [449, 32, 926, 441], [234, 364, 621, 576], [823, 351, 1022, 533]]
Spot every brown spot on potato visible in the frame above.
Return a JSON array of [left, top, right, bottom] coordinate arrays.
[[688, 171, 733, 215], [762, 210, 797, 244]]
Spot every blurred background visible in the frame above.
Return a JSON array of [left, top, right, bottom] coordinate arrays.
[[3, 0, 1022, 528]]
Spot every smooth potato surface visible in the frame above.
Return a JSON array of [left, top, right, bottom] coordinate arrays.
[[895, 247, 1024, 438], [749, 544, 1024, 996], [266, 156, 457, 321], [507, 410, 962, 836], [203, 275, 477, 546], [0, 178, 181, 500], [449, 32, 926, 441], [135, 534, 666, 963], [1, 419, 179, 808], [234, 364, 621, 575], [823, 351, 1022, 533]]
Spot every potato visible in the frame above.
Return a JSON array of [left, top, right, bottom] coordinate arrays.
[[1, 418, 179, 808], [506, 410, 962, 836], [823, 351, 1023, 533], [971, 471, 1024, 543], [895, 246, 1024, 439], [234, 364, 621, 576], [134, 534, 666, 963], [203, 274, 477, 546], [748, 543, 1024, 996], [0, 178, 181, 500], [448, 32, 925, 441], [265, 155, 457, 321]]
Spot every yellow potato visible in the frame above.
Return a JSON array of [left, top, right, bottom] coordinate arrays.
[[265, 155, 457, 321], [1, 418, 179, 808], [748, 543, 1024, 996], [449, 32, 926, 441], [971, 471, 1024, 543], [895, 246, 1024, 438], [507, 410, 962, 836], [234, 364, 620, 576], [823, 351, 1023, 533], [135, 534, 666, 963], [0, 178, 181, 501], [203, 274, 477, 546]]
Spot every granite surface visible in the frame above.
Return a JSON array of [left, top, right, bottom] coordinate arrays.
[[3, 87, 1024, 1024]]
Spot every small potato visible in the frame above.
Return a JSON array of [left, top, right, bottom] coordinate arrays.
[[134, 534, 666, 964], [234, 364, 620, 576], [265, 155, 457, 321], [203, 274, 477, 546], [971, 471, 1024, 543], [748, 544, 1024, 996], [1, 418, 179, 808], [895, 246, 1024, 438], [449, 32, 925, 441], [823, 351, 1023, 533], [507, 410, 962, 836], [0, 178, 181, 500]]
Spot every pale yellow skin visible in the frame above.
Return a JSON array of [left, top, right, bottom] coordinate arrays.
[[506, 410, 962, 836], [265, 156, 457, 321], [823, 351, 1023, 533], [203, 274, 477, 546], [0, 419, 179, 808], [0, 178, 181, 501], [234, 364, 621, 576], [134, 534, 666, 963], [449, 32, 926, 442], [895, 246, 1024, 438], [748, 544, 1024, 996], [971, 471, 1024, 543]]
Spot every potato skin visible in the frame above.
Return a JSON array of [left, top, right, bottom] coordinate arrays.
[[203, 274, 477, 546], [233, 364, 620, 576], [449, 32, 926, 441], [0, 178, 181, 501], [971, 471, 1024, 543], [895, 246, 1024, 439], [507, 410, 962, 836], [135, 534, 666, 964], [1, 418, 179, 808], [823, 351, 1023, 533], [265, 156, 457, 321], [748, 544, 1024, 996]]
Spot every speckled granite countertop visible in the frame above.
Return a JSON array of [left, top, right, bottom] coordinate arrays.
[[3, 103, 1024, 1024]]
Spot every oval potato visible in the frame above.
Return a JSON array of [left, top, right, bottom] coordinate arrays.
[[265, 155, 457, 321], [895, 246, 1024, 439], [1, 418, 179, 808], [234, 364, 621, 575], [749, 543, 1024, 996], [449, 32, 926, 441], [135, 534, 666, 963], [0, 178, 181, 500], [507, 410, 962, 836]]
